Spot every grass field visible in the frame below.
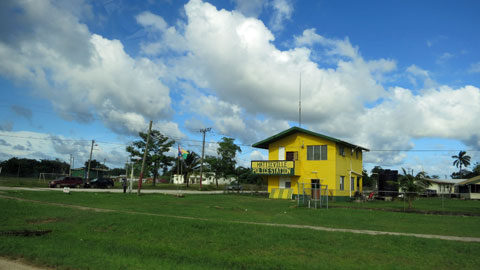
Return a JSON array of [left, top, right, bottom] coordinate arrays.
[[330, 196, 480, 214], [1, 191, 480, 269]]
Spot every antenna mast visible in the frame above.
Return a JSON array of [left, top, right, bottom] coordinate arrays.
[[299, 72, 302, 127]]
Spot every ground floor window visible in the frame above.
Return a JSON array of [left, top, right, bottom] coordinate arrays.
[[351, 177, 355, 191], [285, 181, 291, 188], [340, 176, 344, 190]]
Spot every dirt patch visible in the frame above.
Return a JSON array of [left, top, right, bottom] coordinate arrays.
[[26, 218, 61, 225], [0, 257, 52, 270], [0, 230, 52, 237]]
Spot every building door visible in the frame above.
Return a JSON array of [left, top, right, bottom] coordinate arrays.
[[279, 176, 290, 188], [311, 179, 320, 199]]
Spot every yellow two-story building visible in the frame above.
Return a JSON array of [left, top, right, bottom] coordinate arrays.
[[251, 127, 369, 200]]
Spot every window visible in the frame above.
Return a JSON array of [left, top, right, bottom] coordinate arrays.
[[286, 151, 298, 161], [307, 145, 327, 160], [339, 145, 345, 156], [356, 150, 359, 159], [351, 177, 355, 191], [285, 182, 291, 188], [340, 176, 345, 190]]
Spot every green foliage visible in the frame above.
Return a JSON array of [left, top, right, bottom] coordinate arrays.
[[126, 129, 175, 183], [236, 166, 262, 185], [452, 151, 471, 177], [84, 159, 108, 170], [170, 151, 200, 187], [0, 157, 69, 177], [397, 168, 431, 209], [217, 137, 241, 176]]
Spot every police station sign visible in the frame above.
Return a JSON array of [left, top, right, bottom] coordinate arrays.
[[251, 160, 295, 175]]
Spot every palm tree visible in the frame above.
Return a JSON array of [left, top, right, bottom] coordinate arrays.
[[397, 168, 431, 209], [452, 151, 471, 177], [171, 151, 200, 187]]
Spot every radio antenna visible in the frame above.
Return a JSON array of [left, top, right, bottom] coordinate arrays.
[[299, 72, 302, 128]]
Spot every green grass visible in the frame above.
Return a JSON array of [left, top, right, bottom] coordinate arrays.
[[2, 190, 480, 238], [0, 177, 47, 187], [330, 197, 480, 214], [1, 196, 479, 270]]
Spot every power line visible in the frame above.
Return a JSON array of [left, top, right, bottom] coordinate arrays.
[[2, 134, 479, 152]]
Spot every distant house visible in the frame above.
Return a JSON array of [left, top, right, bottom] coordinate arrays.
[[172, 173, 234, 185], [421, 178, 464, 195], [455, 175, 480, 199]]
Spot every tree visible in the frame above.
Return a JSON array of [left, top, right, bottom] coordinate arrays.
[[452, 151, 471, 178], [362, 169, 375, 189], [126, 130, 175, 186], [171, 151, 200, 187], [204, 155, 222, 188], [396, 168, 431, 209], [84, 159, 108, 170], [217, 137, 241, 177]]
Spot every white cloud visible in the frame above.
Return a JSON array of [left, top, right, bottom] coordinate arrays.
[[406, 65, 429, 77], [232, 0, 264, 17], [436, 52, 454, 64], [468, 62, 480, 74], [268, 0, 293, 31], [0, 0, 173, 136]]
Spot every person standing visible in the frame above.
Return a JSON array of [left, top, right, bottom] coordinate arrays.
[[122, 178, 127, 193]]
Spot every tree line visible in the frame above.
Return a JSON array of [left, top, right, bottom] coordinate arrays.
[[126, 129, 262, 187], [0, 158, 70, 178]]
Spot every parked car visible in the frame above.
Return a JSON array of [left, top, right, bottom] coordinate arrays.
[[49, 177, 84, 188], [227, 181, 242, 191], [88, 177, 114, 189]]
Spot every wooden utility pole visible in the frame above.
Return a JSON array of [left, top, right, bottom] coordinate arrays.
[[138, 120, 153, 195], [86, 140, 94, 184], [199, 127, 211, 189]]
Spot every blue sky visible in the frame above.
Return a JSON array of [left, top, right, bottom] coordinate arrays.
[[0, 0, 479, 177]]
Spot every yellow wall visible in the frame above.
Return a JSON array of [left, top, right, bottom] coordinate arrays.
[[266, 132, 364, 197]]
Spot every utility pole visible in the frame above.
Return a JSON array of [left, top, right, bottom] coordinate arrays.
[[86, 140, 95, 185], [199, 127, 212, 190], [69, 154, 72, 176], [138, 120, 153, 195]]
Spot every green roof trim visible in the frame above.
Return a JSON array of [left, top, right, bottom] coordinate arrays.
[[252, 126, 369, 151]]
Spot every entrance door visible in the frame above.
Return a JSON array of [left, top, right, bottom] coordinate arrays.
[[311, 179, 320, 199], [279, 176, 290, 188]]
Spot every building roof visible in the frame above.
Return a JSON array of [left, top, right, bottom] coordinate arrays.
[[252, 126, 369, 151], [455, 175, 480, 186], [421, 178, 465, 185]]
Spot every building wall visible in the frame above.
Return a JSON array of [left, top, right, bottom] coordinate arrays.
[[335, 145, 363, 197], [265, 132, 363, 198]]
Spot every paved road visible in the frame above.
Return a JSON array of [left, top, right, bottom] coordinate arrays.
[[0, 186, 225, 194]]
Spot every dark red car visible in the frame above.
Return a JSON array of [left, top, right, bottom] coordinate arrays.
[[49, 177, 84, 188]]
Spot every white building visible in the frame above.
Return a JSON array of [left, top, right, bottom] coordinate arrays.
[[422, 178, 464, 195], [172, 173, 235, 185]]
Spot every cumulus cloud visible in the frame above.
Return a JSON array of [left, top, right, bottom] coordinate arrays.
[[268, 0, 293, 31], [0, 130, 129, 168], [232, 0, 264, 17], [135, 0, 480, 167], [0, 0, 175, 136]]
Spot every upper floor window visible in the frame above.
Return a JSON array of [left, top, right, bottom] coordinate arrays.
[[286, 151, 298, 161], [339, 145, 345, 156], [307, 145, 327, 160]]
